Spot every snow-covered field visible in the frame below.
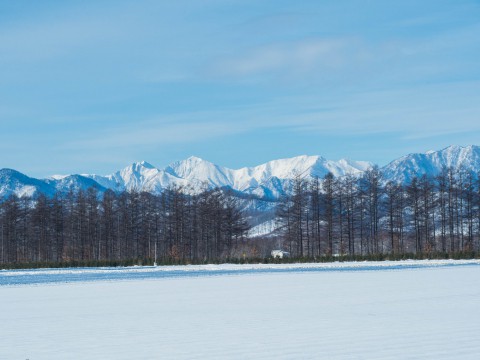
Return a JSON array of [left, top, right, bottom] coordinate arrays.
[[1, 260, 480, 359]]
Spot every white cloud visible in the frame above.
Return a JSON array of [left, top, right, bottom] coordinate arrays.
[[217, 37, 362, 77]]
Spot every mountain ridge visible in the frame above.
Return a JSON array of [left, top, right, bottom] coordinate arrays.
[[1, 145, 479, 199]]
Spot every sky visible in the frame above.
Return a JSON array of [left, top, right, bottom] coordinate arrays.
[[1, 0, 480, 177]]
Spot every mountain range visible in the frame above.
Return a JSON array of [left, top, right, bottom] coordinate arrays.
[[1, 145, 479, 200]]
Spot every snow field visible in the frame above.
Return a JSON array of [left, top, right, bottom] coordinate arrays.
[[1, 263, 480, 359]]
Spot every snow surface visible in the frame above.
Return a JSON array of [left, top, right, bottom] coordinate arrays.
[[1, 260, 480, 359], [247, 219, 278, 237]]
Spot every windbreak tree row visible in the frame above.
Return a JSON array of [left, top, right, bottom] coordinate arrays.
[[0, 187, 249, 265], [277, 166, 480, 257]]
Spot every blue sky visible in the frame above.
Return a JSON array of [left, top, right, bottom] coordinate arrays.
[[1, 0, 480, 177]]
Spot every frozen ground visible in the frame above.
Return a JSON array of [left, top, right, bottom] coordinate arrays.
[[1, 260, 480, 359]]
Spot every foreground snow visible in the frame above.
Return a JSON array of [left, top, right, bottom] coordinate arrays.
[[1, 259, 479, 286], [1, 260, 480, 359]]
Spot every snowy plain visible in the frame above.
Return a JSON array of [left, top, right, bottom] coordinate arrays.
[[1, 260, 480, 359]]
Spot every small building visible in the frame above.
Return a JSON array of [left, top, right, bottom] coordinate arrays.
[[271, 250, 290, 259]]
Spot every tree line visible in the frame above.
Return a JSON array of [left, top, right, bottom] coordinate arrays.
[[277, 167, 480, 257], [2, 165, 480, 267], [0, 187, 249, 265]]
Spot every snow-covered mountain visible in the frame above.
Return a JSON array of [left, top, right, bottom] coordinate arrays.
[[0, 169, 106, 199], [0, 169, 53, 198], [85, 161, 190, 193], [382, 145, 480, 183], [0, 145, 479, 200], [89, 155, 372, 199]]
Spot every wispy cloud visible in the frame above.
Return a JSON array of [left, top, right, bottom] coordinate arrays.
[[61, 78, 480, 155], [213, 19, 480, 86], [216, 37, 365, 77], [65, 116, 246, 151]]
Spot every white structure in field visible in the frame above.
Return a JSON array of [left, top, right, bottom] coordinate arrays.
[[271, 250, 290, 259]]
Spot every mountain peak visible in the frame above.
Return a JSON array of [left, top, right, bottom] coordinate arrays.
[[441, 144, 479, 153], [382, 144, 480, 183], [186, 155, 205, 162], [137, 161, 156, 169], [181, 156, 216, 166], [165, 156, 213, 171]]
